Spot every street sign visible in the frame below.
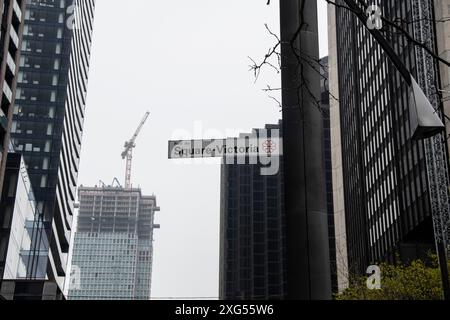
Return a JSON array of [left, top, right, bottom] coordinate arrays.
[[168, 137, 282, 160], [168, 131, 283, 176]]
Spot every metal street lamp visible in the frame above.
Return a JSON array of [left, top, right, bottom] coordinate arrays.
[[343, 0, 445, 139]]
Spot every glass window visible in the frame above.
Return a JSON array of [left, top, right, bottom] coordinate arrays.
[[42, 158, 49, 170], [49, 107, 55, 118], [40, 175, 48, 188]]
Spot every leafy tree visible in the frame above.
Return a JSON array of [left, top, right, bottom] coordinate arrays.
[[336, 256, 450, 300]]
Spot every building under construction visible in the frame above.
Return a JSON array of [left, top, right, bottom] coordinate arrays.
[[68, 185, 160, 300]]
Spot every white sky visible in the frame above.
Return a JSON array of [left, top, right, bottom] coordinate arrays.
[[75, 0, 328, 299]]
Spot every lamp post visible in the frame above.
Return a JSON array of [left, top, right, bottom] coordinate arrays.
[[342, 0, 445, 138]]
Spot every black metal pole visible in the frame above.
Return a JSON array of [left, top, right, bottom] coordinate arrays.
[[280, 0, 332, 300]]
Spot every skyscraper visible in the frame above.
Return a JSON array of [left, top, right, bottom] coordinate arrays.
[[68, 186, 160, 300], [0, 0, 62, 300], [0, 0, 26, 195], [9, 0, 96, 293], [219, 124, 287, 300], [329, 0, 450, 282]]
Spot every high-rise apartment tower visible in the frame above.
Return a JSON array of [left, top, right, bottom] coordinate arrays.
[[68, 186, 160, 300], [10, 0, 96, 292]]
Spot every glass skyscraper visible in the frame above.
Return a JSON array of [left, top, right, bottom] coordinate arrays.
[[219, 124, 287, 300], [68, 186, 160, 300], [330, 0, 450, 277], [0, 0, 63, 300], [10, 0, 96, 292]]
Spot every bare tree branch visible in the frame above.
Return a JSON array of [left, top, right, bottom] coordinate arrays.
[[259, 0, 449, 117]]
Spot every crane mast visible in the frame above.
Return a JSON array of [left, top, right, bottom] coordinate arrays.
[[121, 111, 150, 189]]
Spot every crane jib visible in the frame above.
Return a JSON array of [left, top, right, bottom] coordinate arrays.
[[122, 111, 150, 188]]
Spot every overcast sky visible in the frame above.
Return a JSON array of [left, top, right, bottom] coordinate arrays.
[[75, 0, 328, 299]]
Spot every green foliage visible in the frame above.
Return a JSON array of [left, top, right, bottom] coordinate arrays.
[[336, 256, 450, 300]]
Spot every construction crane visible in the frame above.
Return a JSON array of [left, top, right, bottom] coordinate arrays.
[[121, 111, 150, 189]]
